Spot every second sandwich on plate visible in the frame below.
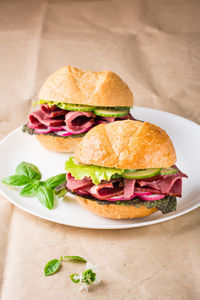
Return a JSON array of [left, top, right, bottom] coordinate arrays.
[[22, 65, 134, 152], [60, 120, 188, 219]]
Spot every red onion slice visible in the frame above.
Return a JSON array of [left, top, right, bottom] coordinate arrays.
[[48, 126, 63, 132], [134, 192, 151, 196], [140, 194, 165, 201], [61, 125, 93, 135], [76, 190, 90, 196], [55, 131, 73, 137], [104, 195, 135, 201], [35, 128, 52, 134]]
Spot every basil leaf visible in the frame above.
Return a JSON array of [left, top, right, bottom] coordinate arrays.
[[63, 256, 87, 263], [37, 186, 54, 209], [69, 273, 80, 283], [55, 187, 67, 198], [82, 269, 96, 284], [20, 183, 39, 197], [16, 161, 41, 180], [44, 259, 61, 276], [54, 182, 67, 198], [2, 175, 33, 186], [45, 173, 66, 190]]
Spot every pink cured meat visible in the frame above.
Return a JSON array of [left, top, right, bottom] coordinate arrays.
[[137, 168, 187, 197], [64, 111, 95, 132], [87, 183, 124, 200], [137, 176, 182, 195], [66, 173, 93, 192], [27, 104, 133, 133], [128, 112, 135, 120], [124, 179, 135, 198], [40, 104, 67, 117], [97, 114, 130, 123], [29, 110, 65, 127], [66, 168, 187, 200], [27, 120, 46, 129], [134, 187, 161, 194]]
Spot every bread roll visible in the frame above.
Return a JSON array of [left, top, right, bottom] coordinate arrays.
[[36, 134, 82, 152], [75, 120, 177, 169], [76, 196, 158, 219], [39, 65, 133, 107]]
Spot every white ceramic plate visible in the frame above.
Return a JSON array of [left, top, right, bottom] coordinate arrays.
[[0, 107, 200, 229]]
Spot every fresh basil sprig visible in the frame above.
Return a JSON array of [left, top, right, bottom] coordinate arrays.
[[1, 161, 66, 210], [44, 255, 87, 276], [70, 269, 96, 285], [44, 256, 100, 291]]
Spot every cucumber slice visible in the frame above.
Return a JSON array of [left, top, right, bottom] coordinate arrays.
[[160, 167, 178, 175], [57, 103, 96, 112], [94, 108, 129, 117], [123, 168, 161, 179]]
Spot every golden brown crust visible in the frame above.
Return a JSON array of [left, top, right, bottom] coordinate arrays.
[[76, 196, 158, 219], [75, 120, 177, 169], [35, 134, 83, 153], [38, 65, 133, 107]]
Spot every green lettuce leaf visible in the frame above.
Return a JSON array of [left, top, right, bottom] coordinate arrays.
[[33, 99, 66, 108], [33, 100, 130, 111], [33, 100, 95, 111], [65, 157, 124, 185]]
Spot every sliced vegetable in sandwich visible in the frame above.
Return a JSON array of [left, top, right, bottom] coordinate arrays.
[[59, 120, 188, 219], [23, 65, 134, 152]]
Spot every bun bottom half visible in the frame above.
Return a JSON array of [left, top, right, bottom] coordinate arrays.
[[36, 134, 83, 152], [76, 196, 158, 219]]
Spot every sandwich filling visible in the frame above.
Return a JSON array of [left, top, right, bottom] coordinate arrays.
[[23, 100, 134, 137], [58, 158, 188, 215]]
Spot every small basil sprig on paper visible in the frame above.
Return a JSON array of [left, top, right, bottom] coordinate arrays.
[[70, 269, 96, 285], [61, 256, 87, 263], [69, 262, 101, 292], [1, 161, 66, 209], [44, 256, 100, 291], [44, 255, 87, 276]]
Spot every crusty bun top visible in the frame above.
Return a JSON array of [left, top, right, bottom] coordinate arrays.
[[75, 120, 177, 169], [38, 65, 133, 107]]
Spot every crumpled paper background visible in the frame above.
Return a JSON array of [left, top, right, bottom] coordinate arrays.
[[0, 0, 200, 299]]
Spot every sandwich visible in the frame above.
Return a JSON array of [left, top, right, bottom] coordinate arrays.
[[59, 120, 187, 219], [22, 65, 134, 152]]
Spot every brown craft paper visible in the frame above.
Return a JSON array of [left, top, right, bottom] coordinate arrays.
[[0, 0, 200, 299]]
